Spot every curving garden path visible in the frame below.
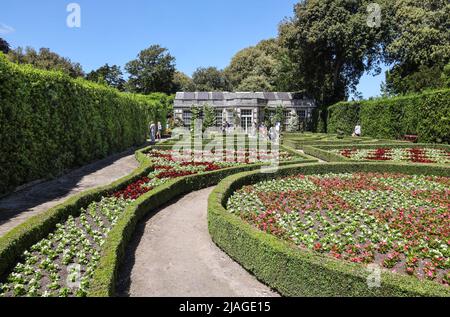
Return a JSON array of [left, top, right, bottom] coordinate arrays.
[[116, 187, 279, 297], [0, 149, 140, 237]]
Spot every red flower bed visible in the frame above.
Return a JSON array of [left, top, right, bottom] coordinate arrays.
[[366, 148, 391, 161], [156, 170, 196, 179], [113, 177, 152, 200], [408, 148, 435, 164], [340, 148, 357, 158]]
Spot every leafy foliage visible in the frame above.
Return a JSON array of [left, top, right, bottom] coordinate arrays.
[[85, 64, 125, 91], [0, 54, 156, 194], [7, 47, 84, 78], [328, 89, 450, 143], [0, 37, 10, 54], [278, 0, 388, 106], [125, 45, 176, 94], [192, 67, 230, 91], [382, 1, 450, 95], [173, 71, 196, 91], [225, 39, 282, 91]]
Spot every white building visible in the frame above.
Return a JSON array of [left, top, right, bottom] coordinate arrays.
[[174, 92, 317, 132]]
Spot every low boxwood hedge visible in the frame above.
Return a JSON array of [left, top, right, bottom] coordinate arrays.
[[303, 143, 450, 163], [302, 145, 349, 162], [0, 142, 316, 296], [208, 163, 450, 297], [87, 147, 317, 296], [0, 150, 154, 280]]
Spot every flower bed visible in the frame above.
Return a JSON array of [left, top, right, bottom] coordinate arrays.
[[331, 148, 450, 164], [227, 172, 450, 286], [0, 147, 302, 297]]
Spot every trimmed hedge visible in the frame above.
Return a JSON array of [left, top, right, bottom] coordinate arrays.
[[87, 147, 316, 296], [0, 140, 315, 296], [307, 143, 450, 163], [302, 145, 349, 162], [327, 89, 450, 144], [317, 143, 450, 151], [0, 150, 154, 279], [0, 53, 165, 195], [208, 163, 450, 297]]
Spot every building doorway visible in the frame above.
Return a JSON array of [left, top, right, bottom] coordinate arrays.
[[240, 109, 253, 133]]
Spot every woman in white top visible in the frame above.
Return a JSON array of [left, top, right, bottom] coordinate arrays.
[[353, 123, 362, 137]]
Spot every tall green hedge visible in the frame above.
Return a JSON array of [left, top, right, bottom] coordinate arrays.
[[0, 54, 157, 195], [327, 89, 450, 143]]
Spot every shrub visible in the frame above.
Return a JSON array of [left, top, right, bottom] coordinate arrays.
[[0, 54, 165, 195], [208, 163, 450, 297], [327, 89, 450, 143]]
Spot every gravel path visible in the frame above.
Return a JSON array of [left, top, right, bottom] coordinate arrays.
[[0, 149, 139, 237], [117, 187, 279, 297]]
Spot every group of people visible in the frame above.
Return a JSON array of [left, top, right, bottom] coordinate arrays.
[[219, 121, 281, 141], [149, 122, 163, 143]]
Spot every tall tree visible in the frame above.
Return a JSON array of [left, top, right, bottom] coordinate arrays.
[[173, 71, 196, 91], [225, 39, 282, 91], [192, 67, 230, 91], [383, 0, 450, 94], [278, 0, 389, 106], [125, 45, 176, 94], [86, 64, 125, 91], [0, 38, 10, 54], [7, 47, 84, 78]]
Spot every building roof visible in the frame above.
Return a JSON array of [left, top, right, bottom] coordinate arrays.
[[175, 92, 307, 101]]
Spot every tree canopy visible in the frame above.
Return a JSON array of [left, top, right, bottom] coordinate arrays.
[[278, 0, 389, 106], [125, 45, 176, 94], [382, 0, 450, 94], [192, 67, 230, 91], [225, 39, 282, 91], [0, 38, 10, 54], [173, 71, 196, 92], [85, 64, 125, 91], [7, 47, 84, 78]]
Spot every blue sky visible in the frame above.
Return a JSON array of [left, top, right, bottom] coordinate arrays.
[[1, 0, 386, 98]]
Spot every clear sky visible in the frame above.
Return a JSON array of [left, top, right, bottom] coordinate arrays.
[[1, 0, 385, 98]]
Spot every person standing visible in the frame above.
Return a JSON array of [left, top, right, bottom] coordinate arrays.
[[156, 121, 162, 141], [353, 123, 362, 137], [150, 123, 156, 143]]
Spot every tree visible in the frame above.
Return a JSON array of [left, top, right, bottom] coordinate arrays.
[[237, 75, 273, 92], [7, 47, 84, 78], [0, 38, 10, 54], [86, 64, 125, 91], [383, 65, 446, 95], [442, 63, 450, 88], [192, 67, 230, 91], [383, 0, 450, 94], [125, 45, 176, 94], [173, 71, 196, 91], [278, 0, 389, 107], [225, 39, 282, 91]]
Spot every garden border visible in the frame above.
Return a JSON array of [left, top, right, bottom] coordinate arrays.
[[0, 141, 316, 296], [303, 143, 450, 163], [208, 162, 450, 297], [87, 146, 317, 296]]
